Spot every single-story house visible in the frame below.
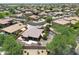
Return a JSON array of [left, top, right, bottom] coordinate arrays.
[[29, 15, 40, 21], [53, 19, 70, 25], [53, 16, 79, 25], [11, 13, 23, 18], [27, 19, 45, 29], [14, 10, 21, 14], [1, 23, 26, 34], [0, 18, 14, 28], [24, 11, 33, 16], [14, 18, 26, 23], [53, 12, 63, 16], [45, 10, 51, 13], [38, 12, 47, 16], [0, 18, 13, 25], [32, 9, 39, 15], [65, 16, 79, 24], [21, 28, 44, 41]]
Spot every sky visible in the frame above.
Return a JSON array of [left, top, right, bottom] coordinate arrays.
[[0, 0, 79, 3]]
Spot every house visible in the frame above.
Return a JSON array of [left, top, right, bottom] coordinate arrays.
[[24, 11, 33, 16], [1, 23, 26, 34], [32, 9, 39, 15], [38, 12, 47, 16], [17, 28, 44, 45], [27, 19, 45, 29], [0, 18, 13, 25], [25, 9, 32, 11], [53, 18, 70, 25], [14, 10, 21, 14], [11, 13, 23, 18], [0, 18, 14, 28], [53, 12, 63, 16], [29, 15, 40, 21], [17, 28, 44, 47], [53, 16, 79, 25], [45, 10, 51, 13], [21, 28, 44, 41], [23, 46, 47, 55], [17, 28, 47, 55], [65, 16, 79, 24], [14, 18, 26, 23], [69, 16, 79, 21]]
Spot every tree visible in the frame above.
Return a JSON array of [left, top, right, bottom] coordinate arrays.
[[0, 34, 5, 46], [0, 12, 5, 18], [4, 12, 11, 16], [3, 35, 22, 55], [47, 34, 68, 54], [0, 12, 11, 19], [47, 25, 77, 55], [45, 16, 52, 23], [72, 21, 79, 29], [75, 8, 79, 16], [9, 8, 15, 14], [43, 25, 50, 40]]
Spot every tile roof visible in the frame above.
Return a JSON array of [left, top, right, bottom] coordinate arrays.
[[53, 19, 70, 25], [22, 28, 44, 38], [2, 23, 26, 33], [0, 18, 13, 24]]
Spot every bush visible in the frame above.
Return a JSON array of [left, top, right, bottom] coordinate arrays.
[[45, 16, 52, 23]]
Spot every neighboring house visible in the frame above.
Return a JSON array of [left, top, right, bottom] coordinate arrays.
[[32, 9, 39, 15], [23, 46, 47, 55], [14, 18, 26, 23], [27, 19, 45, 29], [38, 12, 47, 16], [14, 10, 21, 14], [53, 18, 70, 25], [24, 11, 33, 16], [29, 15, 40, 21], [45, 10, 51, 13], [53, 16, 79, 25], [53, 12, 63, 16], [0, 18, 14, 28], [1, 23, 26, 34], [11, 13, 23, 18], [65, 16, 79, 24]]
